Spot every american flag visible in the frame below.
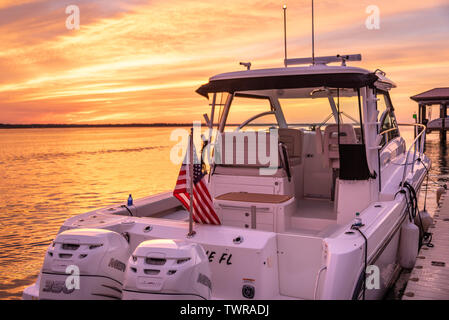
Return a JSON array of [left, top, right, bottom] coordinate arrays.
[[173, 143, 221, 225]]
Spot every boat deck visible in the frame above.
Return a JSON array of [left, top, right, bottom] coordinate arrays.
[[402, 191, 449, 299]]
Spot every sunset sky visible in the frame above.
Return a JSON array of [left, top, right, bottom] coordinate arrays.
[[0, 0, 448, 124]]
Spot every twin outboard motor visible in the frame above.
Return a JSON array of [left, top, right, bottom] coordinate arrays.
[[39, 229, 211, 300], [122, 239, 211, 300], [39, 228, 130, 300]]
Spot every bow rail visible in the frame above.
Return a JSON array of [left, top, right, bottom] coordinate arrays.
[[379, 123, 426, 186]]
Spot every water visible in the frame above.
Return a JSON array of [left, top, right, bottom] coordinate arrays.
[[0, 127, 448, 299], [0, 127, 182, 299]]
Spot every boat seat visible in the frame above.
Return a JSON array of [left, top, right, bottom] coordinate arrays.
[[215, 131, 274, 167], [214, 192, 296, 232], [323, 124, 357, 169], [278, 128, 303, 166], [323, 124, 357, 201], [214, 129, 303, 171]]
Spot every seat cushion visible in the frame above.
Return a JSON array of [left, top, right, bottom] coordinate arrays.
[[216, 192, 292, 204], [278, 128, 303, 159]]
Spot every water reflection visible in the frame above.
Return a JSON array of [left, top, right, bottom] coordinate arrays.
[[416, 133, 449, 215], [439, 140, 448, 175], [0, 127, 448, 299], [0, 127, 182, 299]]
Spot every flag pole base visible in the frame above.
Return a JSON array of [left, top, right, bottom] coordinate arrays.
[[187, 230, 196, 238]]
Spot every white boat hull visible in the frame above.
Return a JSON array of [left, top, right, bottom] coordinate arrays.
[[23, 153, 429, 300]]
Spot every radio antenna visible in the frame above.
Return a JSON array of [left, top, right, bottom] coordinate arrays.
[[312, 0, 315, 65], [283, 4, 287, 67]]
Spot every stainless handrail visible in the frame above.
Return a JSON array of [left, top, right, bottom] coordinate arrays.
[[378, 123, 426, 186], [314, 266, 327, 300]]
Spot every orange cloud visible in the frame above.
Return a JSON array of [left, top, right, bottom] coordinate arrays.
[[0, 0, 448, 124]]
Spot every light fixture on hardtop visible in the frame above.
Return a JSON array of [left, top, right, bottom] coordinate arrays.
[[239, 62, 251, 70]]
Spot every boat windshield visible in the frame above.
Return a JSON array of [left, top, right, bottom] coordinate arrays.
[[219, 87, 364, 133], [224, 95, 276, 131], [279, 88, 362, 131]]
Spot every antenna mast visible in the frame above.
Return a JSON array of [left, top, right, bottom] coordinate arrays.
[[283, 4, 287, 67], [312, 0, 315, 65]]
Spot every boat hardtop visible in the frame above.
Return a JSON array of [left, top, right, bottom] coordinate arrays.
[[197, 63, 396, 98]]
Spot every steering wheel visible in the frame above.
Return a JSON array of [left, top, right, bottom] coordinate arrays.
[[235, 111, 277, 132]]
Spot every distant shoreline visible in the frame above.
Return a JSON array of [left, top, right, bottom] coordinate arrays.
[[0, 123, 315, 129], [0, 123, 203, 129]]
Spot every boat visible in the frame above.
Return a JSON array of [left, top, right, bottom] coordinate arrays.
[[23, 54, 431, 300], [425, 117, 449, 133]]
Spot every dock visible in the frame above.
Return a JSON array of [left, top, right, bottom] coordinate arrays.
[[402, 191, 449, 299], [411, 88, 449, 142]]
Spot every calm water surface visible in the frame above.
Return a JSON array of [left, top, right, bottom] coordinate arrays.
[[0, 127, 448, 299]]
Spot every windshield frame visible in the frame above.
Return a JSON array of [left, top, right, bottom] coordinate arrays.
[[216, 87, 368, 137]]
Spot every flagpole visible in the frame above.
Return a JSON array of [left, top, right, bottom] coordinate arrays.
[[188, 127, 196, 237]]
